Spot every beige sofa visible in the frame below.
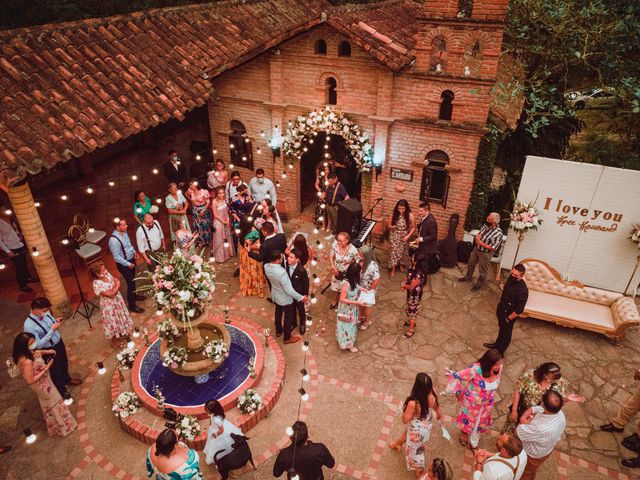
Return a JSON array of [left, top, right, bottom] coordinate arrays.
[[520, 258, 640, 343]]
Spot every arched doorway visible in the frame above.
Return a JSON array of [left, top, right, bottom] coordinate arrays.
[[299, 132, 361, 213]]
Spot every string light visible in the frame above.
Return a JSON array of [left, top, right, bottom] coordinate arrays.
[[247, 216, 253, 222], [324, 153, 329, 158], [223, 239, 230, 249], [244, 137, 250, 143], [97, 362, 106, 375], [132, 328, 140, 338], [0, 263, 5, 270], [301, 368, 310, 382], [229, 163, 234, 169], [32, 247, 39, 257], [313, 274, 320, 285], [195, 154, 201, 160], [113, 217, 120, 223], [61, 238, 69, 246], [229, 144, 235, 149], [213, 149, 218, 155], [288, 163, 294, 170], [86, 187, 94, 194], [34, 202, 41, 207], [310, 294, 317, 304], [311, 257, 318, 266], [127, 340, 135, 349], [317, 216, 324, 223], [24, 428, 36, 444], [156, 309, 163, 316], [275, 181, 281, 188], [320, 203, 325, 210], [109, 181, 115, 187], [242, 156, 247, 162], [302, 341, 310, 351], [306, 316, 313, 327], [64, 393, 74, 406], [286, 426, 294, 436], [324, 144, 329, 149], [281, 172, 287, 179], [309, 139, 314, 144], [299, 388, 309, 402], [260, 131, 265, 137], [303, 147, 308, 152], [88, 226, 95, 233], [234, 228, 241, 235], [256, 147, 262, 154], [60, 194, 68, 201], [156, 198, 162, 204], [313, 227, 319, 234], [4, 208, 12, 215], [152, 168, 159, 174]]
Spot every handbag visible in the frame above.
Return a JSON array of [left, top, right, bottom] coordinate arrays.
[[6, 358, 20, 378], [509, 395, 529, 424], [337, 312, 357, 324]]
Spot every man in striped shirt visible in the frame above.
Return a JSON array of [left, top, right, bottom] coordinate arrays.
[[459, 212, 503, 291], [517, 390, 566, 480]]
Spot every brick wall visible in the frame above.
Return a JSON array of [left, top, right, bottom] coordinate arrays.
[[208, 10, 507, 239]]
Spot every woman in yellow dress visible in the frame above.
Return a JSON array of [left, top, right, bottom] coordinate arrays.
[[239, 228, 266, 297]]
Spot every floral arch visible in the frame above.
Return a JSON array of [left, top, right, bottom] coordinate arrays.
[[282, 107, 374, 172]]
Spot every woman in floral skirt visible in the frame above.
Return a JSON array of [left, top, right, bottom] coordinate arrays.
[[401, 253, 427, 339], [336, 263, 364, 353], [186, 181, 212, 247], [388, 199, 415, 277], [13, 332, 77, 438], [90, 261, 133, 347]]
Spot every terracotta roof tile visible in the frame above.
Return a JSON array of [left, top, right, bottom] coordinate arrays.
[[0, 0, 329, 177]]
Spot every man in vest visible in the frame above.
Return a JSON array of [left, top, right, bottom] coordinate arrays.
[[136, 214, 166, 272], [473, 431, 527, 479], [108, 219, 145, 313]]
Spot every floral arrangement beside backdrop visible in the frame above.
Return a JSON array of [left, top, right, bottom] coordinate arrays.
[[203, 339, 230, 363], [282, 107, 373, 172], [112, 391, 140, 419], [157, 319, 182, 342], [237, 388, 262, 415], [141, 250, 216, 322], [631, 225, 640, 249], [116, 347, 139, 370], [509, 200, 543, 234], [162, 346, 188, 369], [175, 414, 201, 441]]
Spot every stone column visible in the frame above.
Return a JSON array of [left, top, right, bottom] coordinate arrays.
[[7, 181, 71, 317]]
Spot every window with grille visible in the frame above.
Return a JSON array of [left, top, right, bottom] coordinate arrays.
[[229, 120, 253, 170], [315, 39, 327, 55], [420, 150, 450, 207], [338, 41, 351, 57]]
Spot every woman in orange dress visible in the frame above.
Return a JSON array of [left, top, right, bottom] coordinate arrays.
[[239, 229, 266, 297]]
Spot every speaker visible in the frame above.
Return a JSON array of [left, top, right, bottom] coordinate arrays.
[[337, 198, 362, 238]]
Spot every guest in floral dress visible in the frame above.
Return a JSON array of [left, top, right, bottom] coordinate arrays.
[[401, 253, 427, 339], [229, 184, 255, 225], [358, 246, 380, 330], [147, 428, 203, 479], [13, 332, 77, 438], [336, 263, 363, 353], [388, 199, 415, 277], [89, 262, 133, 347], [504, 362, 584, 433], [329, 232, 361, 309], [186, 181, 212, 247], [211, 187, 236, 263], [446, 349, 503, 449], [389, 373, 443, 477], [207, 160, 228, 193], [165, 182, 190, 243], [240, 229, 266, 297], [174, 225, 198, 255]]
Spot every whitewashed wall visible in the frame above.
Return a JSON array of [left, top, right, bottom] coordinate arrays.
[[501, 156, 640, 293]]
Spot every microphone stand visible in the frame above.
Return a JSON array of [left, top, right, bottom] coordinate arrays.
[[65, 238, 98, 326], [362, 197, 383, 220]]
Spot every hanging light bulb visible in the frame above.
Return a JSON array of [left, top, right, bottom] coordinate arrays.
[[242, 156, 247, 162], [4, 208, 12, 215], [132, 328, 141, 338], [320, 203, 325, 210], [260, 131, 265, 137], [320, 170, 325, 177], [229, 163, 234, 169], [32, 247, 39, 257], [97, 362, 106, 375], [152, 168, 159, 174], [0, 263, 5, 270], [64, 393, 74, 406], [309, 138, 314, 144], [156, 309, 163, 316], [313, 274, 320, 285], [303, 147, 308, 152], [311, 257, 318, 266], [213, 148, 218, 155], [310, 294, 317, 304], [313, 227, 319, 234], [323, 161, 328, 167], [223, 239, 230, 249], [88, 226, 95, 233], [317, 216, 324, 223], [299, 387, 309, 402], [60, 194, 68, 201], [247, 216, 253, 222], [257, 147, 262, 154], [113, 217, 120, 223], [234, 228, 241, 235], [324, 153, 329, 158], [24, 428, 37, 444], [156, 198, 162, 204], [127, 340, 135, 349], [288, 163, 293, 170], [62, 238, 69, 246], [131, 175, 138, 181], [244, 137, 250, 143], [275, 181, 280, 188], [302, 341, 310, 351], [324, 144, 329, 149], [196, 154, 202, 160], [306, 316, 313, 327], [257, 204, 264, 211], [34, 202, 41, 207], [287, 469, 300, 480], [286, 426, 294, 436], [86, 187, 94, 194], [301, 368, 310, 382], [281, 172, 287, 179], [229, 143, 235, 150], [108, 181, 115, 187]]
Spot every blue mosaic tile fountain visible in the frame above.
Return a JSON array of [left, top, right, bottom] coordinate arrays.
[[138, 325, 255, 407]]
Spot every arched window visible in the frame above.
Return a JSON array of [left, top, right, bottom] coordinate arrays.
[[325, 77, 337, 105], [338, 41, 351, 57], [229, 120, 253, 170], [439, 90, 454, 121], [429, 36, 447, 74], [458, 0, 473, 17], [420, 150, 450, 207], [315, 39, 327, 55], [463, 40, 483, 76]]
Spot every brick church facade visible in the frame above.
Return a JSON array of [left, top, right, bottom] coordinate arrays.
[[208, 0, 509, 237]]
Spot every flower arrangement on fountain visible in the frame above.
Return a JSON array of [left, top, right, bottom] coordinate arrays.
[[237, 388, 262, 414], [282, 107, 374, 172], [510, 200, 543, 234], [162, 345, 188, 369], [630, 225, 640, 249], [203, 339, 229, 364], [157, 318, 181, 342], [112, 391, 140, 418], [116, 346, 139, 370], [175, 414, 202, 441]]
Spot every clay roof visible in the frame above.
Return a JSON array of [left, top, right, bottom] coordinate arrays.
[[328, 0, 420, 72], [0, 0, 330, 178]]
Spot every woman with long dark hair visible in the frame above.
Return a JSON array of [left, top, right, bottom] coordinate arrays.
[[388, 199, 415, 277], [401, 252, 428, 339], [146, 428, 203, 479], [336, 262, 364, 353], [203, 399, 244, 465], [389, 373, 443, 477], [288, 233, 313, 269], [13, 332, 77, 438], [425, 458, 453, 480], [446, 349, 503, 449]]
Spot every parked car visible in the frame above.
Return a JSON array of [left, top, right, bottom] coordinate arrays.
[[567, 88, 617, 109]]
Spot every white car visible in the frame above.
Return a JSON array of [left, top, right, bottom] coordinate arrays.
[[567, 88, 617, 109]]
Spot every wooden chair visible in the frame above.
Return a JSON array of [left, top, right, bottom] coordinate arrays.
[[68, 225, 102, 266], [73, 213, 107, 244]]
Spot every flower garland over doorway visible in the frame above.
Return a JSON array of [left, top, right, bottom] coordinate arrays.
[[282, 107, 374, 172]]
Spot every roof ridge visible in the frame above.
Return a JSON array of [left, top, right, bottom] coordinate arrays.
[[0, 0, 330, 38], [330, 0, 414, 14]]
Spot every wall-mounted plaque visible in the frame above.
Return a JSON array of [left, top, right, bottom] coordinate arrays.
[[390, 167, 413, 182]]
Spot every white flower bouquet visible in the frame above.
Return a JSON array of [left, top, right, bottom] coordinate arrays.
[[203, 339, 230, 363], [237, 388, 262, 414], [157, 319, 181, 343], [116, 347, 139, 370], [630, 225, 640, 249], [162, 346, 188, 369], [509, 200, 542, 234], [175, 414, 201, 441], [112, 391, 140, 418]]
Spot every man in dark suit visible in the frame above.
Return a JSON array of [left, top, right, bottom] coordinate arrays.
[[249, 221, 286, 264], [163, 149, 187, 188], [416, 201, 438, 257], [484, 263, 529, 355], [286, 248, 309, 335], [273, 421, 335, 480]]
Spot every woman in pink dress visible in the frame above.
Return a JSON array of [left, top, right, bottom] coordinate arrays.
[[210, 187, 236, 262], [89, 262, 133, 347], [13, 332, 77, 438]]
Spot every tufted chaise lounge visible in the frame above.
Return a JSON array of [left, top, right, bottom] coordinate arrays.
[[520, 258, 640, 344]]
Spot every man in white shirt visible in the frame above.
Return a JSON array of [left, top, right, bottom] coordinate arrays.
[[517, 390, 566, 480], [136, 214, 166, 272], [0, 212, 37, 292], [473, 432, 527, 480], [248, 168, 277, 205]]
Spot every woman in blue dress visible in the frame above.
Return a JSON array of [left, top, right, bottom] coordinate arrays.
[[146, 428, 203, 479], [336, 262, 364, 353]]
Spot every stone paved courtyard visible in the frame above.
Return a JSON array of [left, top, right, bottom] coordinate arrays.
[[1, 220, 639, 480]]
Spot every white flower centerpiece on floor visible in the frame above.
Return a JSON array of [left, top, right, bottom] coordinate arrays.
[[140, 249, 231, 378], [237, 388, 262, 415], [509, 199, 543, 267], [175, 414, 202, 441], [112, 391, 140, 419], [116, 346, 139, 370]]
